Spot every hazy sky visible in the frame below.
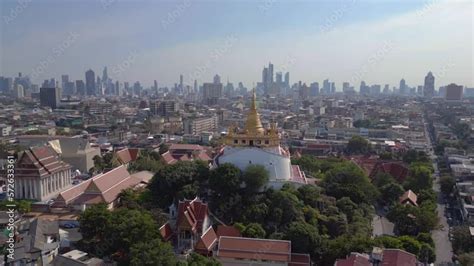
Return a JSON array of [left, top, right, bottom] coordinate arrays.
[[1, 0, 473, 89]]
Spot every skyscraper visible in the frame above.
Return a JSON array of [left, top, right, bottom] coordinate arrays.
[[322, 79, 330, 94], [423, 72, 435, 98], [284, 72, 290, 87], [40, 87, 61, 109], [202, 82, 223, 105], [85, 69, 96, 96], [445, 83, 463, 101], [213, 74, 221, 84], [179, 74, 184, 93], [399, 79, 407, 95], [268, 62, 274, 84]]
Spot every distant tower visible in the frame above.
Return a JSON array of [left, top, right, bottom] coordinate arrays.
[[213, 74, 221, 84], [85, 69, 96, 96], [423, 72, 435, 98], [399, 79, 407, 95], [284, 72, 290, 87], [194, 80, 198, 93], [179, 74, 184, 93]]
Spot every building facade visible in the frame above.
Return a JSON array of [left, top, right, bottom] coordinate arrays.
[[15, 146, 72, 202]]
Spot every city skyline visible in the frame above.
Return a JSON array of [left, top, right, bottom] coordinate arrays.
[[1, 0, 473, 88]]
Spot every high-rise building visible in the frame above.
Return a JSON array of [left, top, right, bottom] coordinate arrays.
[[194, 80, 198, 93], [202, 82, 223, 105], [179, 74, 184, 93], [310, 82, 319, 96], [423, 72, 435, 98], [61, 75, 69, 88], [14, 84, 25, 99], [360, 81, 369, 95], [275, 72, 283, 84], [183, 116, 219, 135], [445, 83, 463, 101], [40, 87, 61, 109], [399, 79, 407, 95], [268, 62, 274, 84], [330, 82, 336, 94], [63, 81, 75, 96], [76, 80, 85, 96], [383, 84, 390, 94], [213, 74, 221, 85], [85, 69, 96, 96], [154, 80, 158, 91], [284, 72, 290, 87], [322, 79, 330, 94]]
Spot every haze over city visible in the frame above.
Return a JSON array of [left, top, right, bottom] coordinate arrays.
[[1, 0, 473, 88]]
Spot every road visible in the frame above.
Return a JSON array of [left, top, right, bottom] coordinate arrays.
[[424, 117, 453, 264]]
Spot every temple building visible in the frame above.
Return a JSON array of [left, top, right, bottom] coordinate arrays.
[[215, 90, 307, 189], [15, 146, 72, 202]]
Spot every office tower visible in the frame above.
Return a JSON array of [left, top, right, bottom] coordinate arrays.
[[14, 84, 25, 99], [154, 80, 158, 91], [383, 84, 390, 94], [202, 82, 223, 105], [360, 81, 369, 95], [330, 82, 336, 93], [124, 82, 130, 94], [133, 81, 142, 96], [322, 79, 330, 94], [423, 71, 435, 98], [275, 72, 283, 84], [194, 80, 198, 93], [310, 82, 319, 96], [262, 67, 268, 88], [40, 87, 61, 109], [115, 81, 120, 95], [268, 62, 274, 84], [417, 85, 423, 95], [85, 69, 96, 96], [370, 84, 381, 95], [102, 67, 108, 83], [61, 75, 69, 88], [213, 74, 221, 85], [399, 79, 407, 95], [14, 72, 31, 91], [284, 72, 290, 87], [445, 83, 463, 101], [97, 76, 102, 95], [179, 74, 184, 93], [63, 81, 75, 96], [75, 80, 85, 96], [342, 82, 350, 92], [0, 77, 13, 93]]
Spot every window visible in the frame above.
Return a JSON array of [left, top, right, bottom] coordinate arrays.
[[265, 140, 269, 144], [242, 140, 246, 144], [234, 139, 238, 144]]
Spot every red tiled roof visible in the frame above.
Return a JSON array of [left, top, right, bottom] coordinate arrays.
[[217, 236, 291, 262], [177, 197, 209, 234], [335, 253, 371, 266], [161, 151, 177, 165], [372, 162, 409, 182], [289, 253, 311, 266], [16, 146, 71, 178], [399, 190, 418, 207], [195, 226, 218, 254], [55, 165, 141, 206], [169, 143, 204, 151], [382, 249, 417, 265], [159, 222, 174, 242], [116, 148, 140, 164], [216, 225, 241, 238]]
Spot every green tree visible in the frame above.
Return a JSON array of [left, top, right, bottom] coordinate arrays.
[[209, 163, 242, 197], [418, 243, 436, 264], [458, 252, 474, 266], [452, 226, 474, 254], [398, 235, 422, 256], [242, 165, 269, 195], [240, 223, 266, 238], [284, 221, 321, 258], [347, 136, 371, 154], [404, 165, 433, 193], [439, 175, 456, 195], [129, 239, 176, 266], [186, 253, 221, 266]]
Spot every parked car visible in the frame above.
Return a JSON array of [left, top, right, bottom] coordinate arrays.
[[62, 223, 77, 229]]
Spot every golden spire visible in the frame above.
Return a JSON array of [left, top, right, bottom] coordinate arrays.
[[244, 89, 264, 135]]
